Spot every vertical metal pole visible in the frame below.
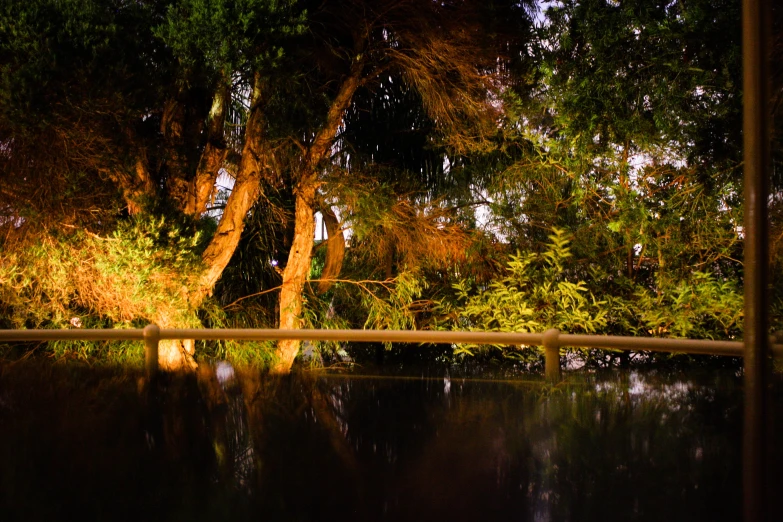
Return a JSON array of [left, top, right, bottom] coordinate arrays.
[[543, 328, 561, 382], [742, 0, 771, 519], [143, 324, 160, 380]]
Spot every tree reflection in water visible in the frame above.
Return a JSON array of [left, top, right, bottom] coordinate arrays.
[[1, 362, 778, 521]]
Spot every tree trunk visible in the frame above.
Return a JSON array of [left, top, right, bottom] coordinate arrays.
[[186, 83, 229, 216], [272, 182, 317, 374], [161, 94, 191, 208], [316, 206, 345, 294], [160, 74, 269, 371], [198, 73, 269, 298], [156, 316, 199, 371], [107, 150, 156, 215], [270, 59, 364, 374]]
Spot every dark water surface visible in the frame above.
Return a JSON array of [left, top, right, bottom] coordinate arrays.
[[0, 363, 779, 521]]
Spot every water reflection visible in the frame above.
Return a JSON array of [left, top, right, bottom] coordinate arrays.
[[0, 363, 778, 521]]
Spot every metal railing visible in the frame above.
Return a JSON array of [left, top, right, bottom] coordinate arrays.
[[1, 326, 780, 382]]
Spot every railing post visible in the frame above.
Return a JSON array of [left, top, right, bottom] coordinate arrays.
[[543, 328, 561, 382], [143, 324, 160, 380], [742, 0, 772, 520]]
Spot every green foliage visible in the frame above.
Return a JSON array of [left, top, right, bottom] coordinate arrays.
[[205, 340, 277, 368], [0, 0, 166, 126], [47, 338, 146, 366], [441, 229, 607, 356], [155, 0, 305, 77], [196, 299, 277, 367], [434, 0, 752, 364], [438, 227, 744, 360], [299, 269, 427, 356], [0, 217, 204, 333], [540, 0, 741, 164], [360, 271, 426, 332], [633, 272, 743, 339]]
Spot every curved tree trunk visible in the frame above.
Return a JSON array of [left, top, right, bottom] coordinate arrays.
[[272, 182, 317, 374], [187, 82, 229, 216], [160, 73, 270, 371], [198, 73, 269, 298], [270, 58, 364, 374]]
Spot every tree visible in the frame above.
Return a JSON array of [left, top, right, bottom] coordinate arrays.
[[431, 0, 748, 360], [2, 0, 758, 372], [258, 0, 531, 372], [0, 0, 307, 369], [0, 0, 535, 371]]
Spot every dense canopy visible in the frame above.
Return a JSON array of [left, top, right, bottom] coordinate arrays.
[[0, 0, 780, 371]]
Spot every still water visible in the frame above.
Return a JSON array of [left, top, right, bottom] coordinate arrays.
[[0, 363, 779, 521]]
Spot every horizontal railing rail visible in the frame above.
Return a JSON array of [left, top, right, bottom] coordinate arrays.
[[2, 327, 780, 354], [0, 326, 780, 381]]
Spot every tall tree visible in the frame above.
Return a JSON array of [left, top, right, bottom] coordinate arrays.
[[0, 0, 304, 368], [0, 0, 534, 371], [438, 0, 747, 347], [260, 0, 528, 372]]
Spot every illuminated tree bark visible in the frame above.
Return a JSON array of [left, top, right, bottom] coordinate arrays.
[[187, 82, 230, 216], [199, 74, 270, 297], [0, 0, 522, 373], [157, 74, 270, 370], [272, 60, 363, 374]]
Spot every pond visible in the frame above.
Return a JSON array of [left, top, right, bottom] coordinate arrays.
[[0, 362, 780, 521]]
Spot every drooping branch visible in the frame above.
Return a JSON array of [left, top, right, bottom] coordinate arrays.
[[372, 1, 502, 154], [317, 205, 345, 294]]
